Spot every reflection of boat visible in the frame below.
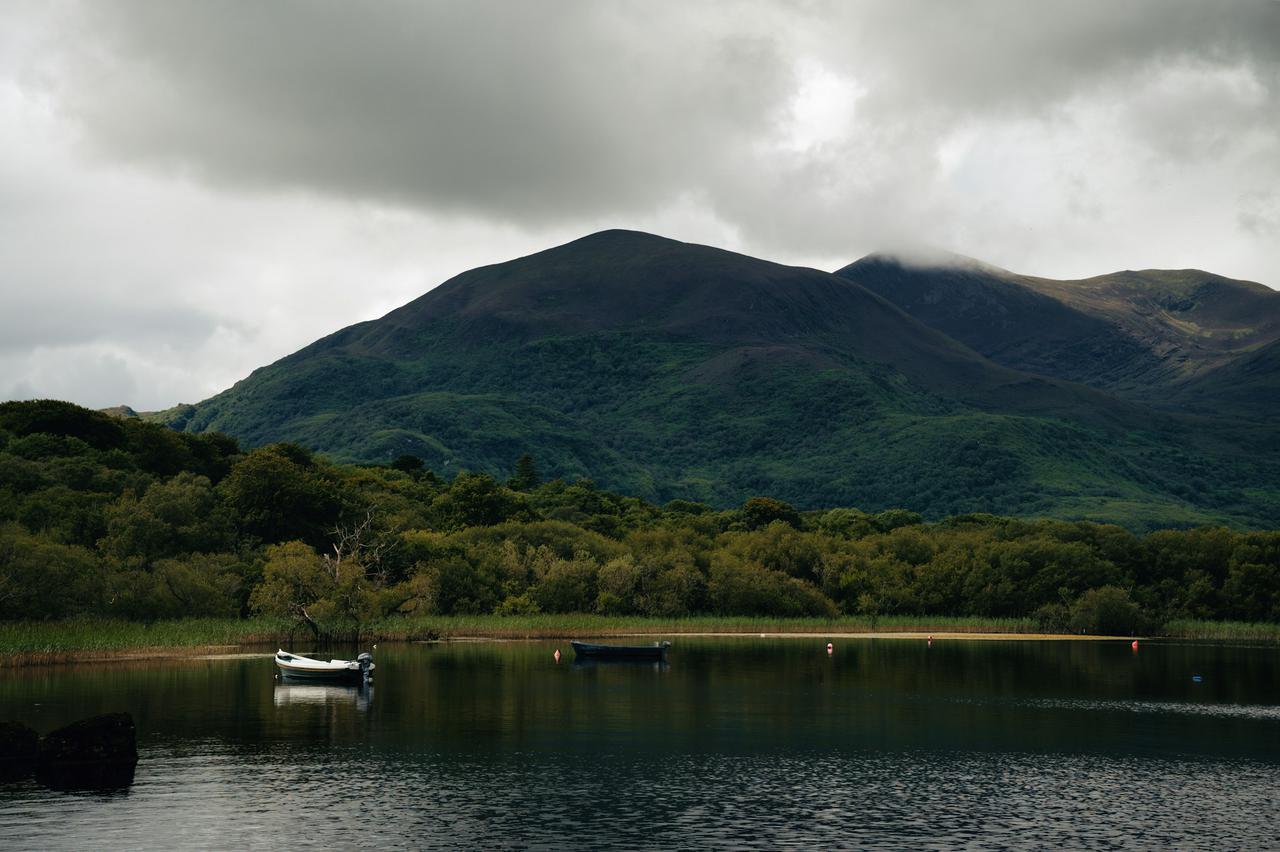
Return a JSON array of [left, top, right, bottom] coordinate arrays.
[[571, 640, 671, 661], [275, 649, 375, 683], [571, 657, 667, 672], [273, 683, 373, 711]]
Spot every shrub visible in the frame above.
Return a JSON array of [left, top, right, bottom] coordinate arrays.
[[1068, 586, 1143, 635]]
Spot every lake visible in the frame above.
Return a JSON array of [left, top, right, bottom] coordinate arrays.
[[2, 637, 1279, 849]]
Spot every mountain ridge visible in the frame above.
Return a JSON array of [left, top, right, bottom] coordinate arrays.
[[837, 252, 1280, 415], [147, 230, 1278, 528]]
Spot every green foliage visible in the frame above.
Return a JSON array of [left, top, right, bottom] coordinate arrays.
[[219, 445, 344, 546], [740, 496, 801, 531], [1068, 586, 1144, 635], [0, 400, 126, 452], [0, 523, 101, 619], [508, 453, 541, 491], [391, 454, 425, 474], [1, 400, 1278, 639], [431, 472, 531, 530]]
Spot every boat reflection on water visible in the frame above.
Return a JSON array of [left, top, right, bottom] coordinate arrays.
[[570, 657, 669, 673], [272, 683, 374, 712]]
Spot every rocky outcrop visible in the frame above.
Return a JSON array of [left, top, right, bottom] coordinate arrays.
[[0, 721, 39, 781], [1, 713, 137, 790], [37, 713, 138, 766]]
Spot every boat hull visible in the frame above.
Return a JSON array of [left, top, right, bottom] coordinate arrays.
[[275, 662, 367, 683], [570, 640, 670, 660], [274, 650, 374, 683]]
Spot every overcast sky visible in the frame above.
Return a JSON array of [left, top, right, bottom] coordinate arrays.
[[3, 0, 1279, 410]]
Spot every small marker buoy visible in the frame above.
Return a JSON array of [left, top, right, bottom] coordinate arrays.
[[553, 648, 561, 662], [1131, 640, 1139, 651], [826, 642, 834, 655]]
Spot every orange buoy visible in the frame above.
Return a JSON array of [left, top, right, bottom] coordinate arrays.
[[554, 648, 561, 662], [826, 642, 834, 655]]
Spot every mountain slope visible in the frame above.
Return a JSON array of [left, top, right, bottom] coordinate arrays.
[[158, 231, 1278, 528], [836, 254, 1280, 417]]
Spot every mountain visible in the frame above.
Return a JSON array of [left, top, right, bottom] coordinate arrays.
[[157, 230, 1279, 528], [836, 254, 1280, 418]]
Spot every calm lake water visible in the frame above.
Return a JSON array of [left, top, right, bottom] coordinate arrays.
[[2, 637, 1279, 850]]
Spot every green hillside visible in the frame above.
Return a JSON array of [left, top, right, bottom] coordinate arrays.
[[154, 231, 1279, 529], [4, 400, 1278, 633], [838, 253, 1280, 418]]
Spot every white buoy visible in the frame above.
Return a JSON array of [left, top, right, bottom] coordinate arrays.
[[826, 642, 834, 655]]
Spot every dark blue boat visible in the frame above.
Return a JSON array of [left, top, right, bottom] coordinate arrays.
[[570, 640, 671, 660]]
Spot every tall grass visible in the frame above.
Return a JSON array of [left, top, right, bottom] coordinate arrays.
[[0, 613, 1037, 661], [1159, 619, 1280, 643], [0, 617, 300, 664], [2, 615, 1276, 665], [365, 613, 1041, 640]]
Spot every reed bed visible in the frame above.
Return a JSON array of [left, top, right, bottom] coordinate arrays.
[[0, 617, 299, 665], [1, 615, 1275, 666], [1158, 619, 1280, 643], [367, 613, 1041, 640]]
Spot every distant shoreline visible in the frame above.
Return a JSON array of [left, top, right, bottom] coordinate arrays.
[[0, 633, 1119, 668], [3, 615, 1274, 668]]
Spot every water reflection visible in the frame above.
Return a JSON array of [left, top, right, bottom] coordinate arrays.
[[34, 762, 135, 794], [569, 657, 669, 672], [273, 683, 374, 712], [1, 639, 1279, 849]]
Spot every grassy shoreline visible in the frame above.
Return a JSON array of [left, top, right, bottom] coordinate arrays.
[[1, 615, 1277, 667]]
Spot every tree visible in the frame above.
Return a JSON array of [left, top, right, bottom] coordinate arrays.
[[392, 454, 425, 475], [431, 473, 530, 530], [508, 454, 541, 491], [99, 472, 233, 565], [249, 511, 399, 635], [219, 446, 343, 546], [1068, 586, 1144, 635], [0, 523, 100, 619], [740, 496, 801, 530]]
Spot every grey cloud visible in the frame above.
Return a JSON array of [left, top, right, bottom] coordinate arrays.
[[0, 294, 219, 353], [39, 0, 1279, 266], [4, 0, 1280, 412], [55, 1, 793, 222]]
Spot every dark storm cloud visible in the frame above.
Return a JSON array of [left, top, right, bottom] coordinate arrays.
[[3, 0, 1279, 410], [43, 0, 1280, 263], [57, 1, 792, 221]]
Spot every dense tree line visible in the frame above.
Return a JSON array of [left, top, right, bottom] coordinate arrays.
[[1, 401, 1277, 635]]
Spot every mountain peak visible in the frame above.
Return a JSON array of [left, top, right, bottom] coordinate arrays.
[[840, 249, 1015, 278]]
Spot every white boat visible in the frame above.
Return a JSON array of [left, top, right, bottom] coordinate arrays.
[[274, 649, 375, 683]]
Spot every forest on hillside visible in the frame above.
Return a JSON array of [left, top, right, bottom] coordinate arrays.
[[1, 401, 1277, 635]]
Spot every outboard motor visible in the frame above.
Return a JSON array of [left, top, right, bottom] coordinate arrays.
[[357, 652, 375, 682]]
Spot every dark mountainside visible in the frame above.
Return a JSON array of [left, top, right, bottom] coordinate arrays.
[[156, 230, 1279, 529], [837, 254, 1280, 418]]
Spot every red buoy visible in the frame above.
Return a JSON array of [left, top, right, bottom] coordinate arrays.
[[1131, 640, 1139, 651], [554, 649, 561, 662], [827, 642, 834, 655]]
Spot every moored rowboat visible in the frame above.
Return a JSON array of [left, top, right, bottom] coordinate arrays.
[[275, 649, 375, 683], [570, 640, 671, 660]]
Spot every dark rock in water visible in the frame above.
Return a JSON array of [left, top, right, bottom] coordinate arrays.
[[38, 712, 138, 767], [35, 759, 136, 792], [0, 720, 40, 781]]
